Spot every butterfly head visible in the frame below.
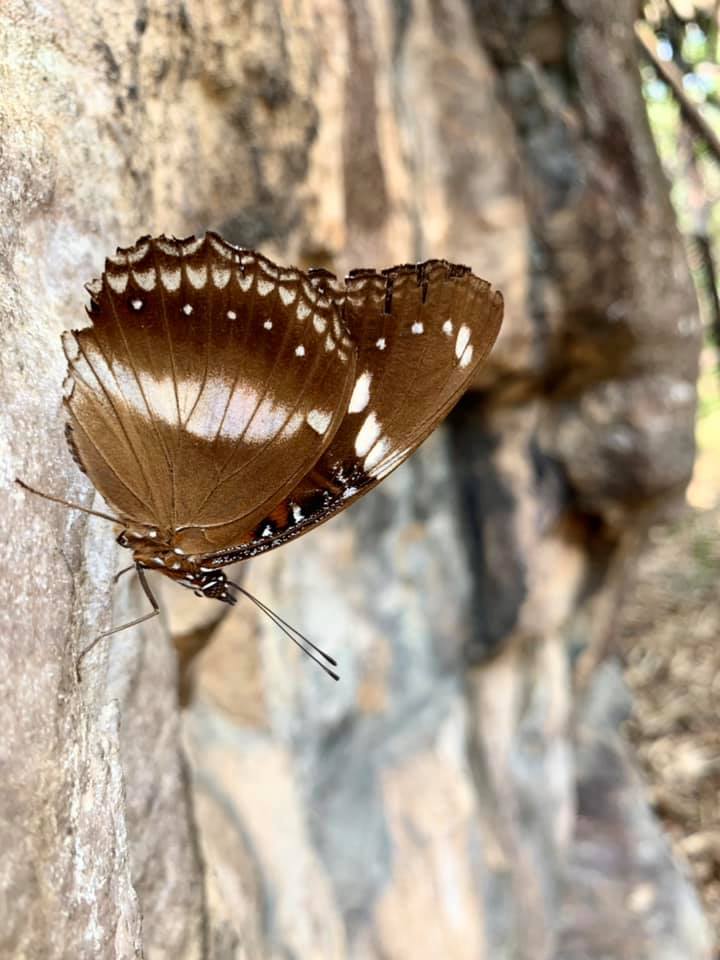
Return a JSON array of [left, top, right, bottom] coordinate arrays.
[[116, 525, 169, 552]]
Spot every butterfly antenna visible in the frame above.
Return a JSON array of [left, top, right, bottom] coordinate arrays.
[[227, 580, 339, 681], [15, 478, 121, 524]]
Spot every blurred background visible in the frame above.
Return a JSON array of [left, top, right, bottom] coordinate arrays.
[[625, 0, 720, 947], [3, 1, 720, 958]]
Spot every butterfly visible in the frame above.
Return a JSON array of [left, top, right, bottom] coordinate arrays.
[[20, 232, 502, 676]]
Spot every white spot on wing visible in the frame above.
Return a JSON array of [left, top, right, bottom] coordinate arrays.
[[131, 298, 143, 311], [127, 241, 150, 264], [297, 301, 311, 320], [212, 265, 231, 288], [455, 324, 470, 359], [313, 315, 326, 334], [291, 503, 303, 523], [411, 321, 423, 334], [208, 235, 233, 259], [238, 272, 253, 292], [106, 272, 128, 294], [306, 409, 332, 435], [279, 285, 296, 305], [364, 436, 391, 472], [180, 237, 204, 255], [376, 337, 386, 350], [161, 268, 181, 291], [390, 448, 409, 473], [442, 319, 453, 336], [355, 411, 381, 457], [186, 264, 207, 289], [371, 445, 411, 480], [227, 310, 237, 320], [238, 397, 289, 443], [348, 371, 372, 413], [295, 344, 305, 357], [459, 343, 474, 368], [183, 303, 193, 315], [325, 335, 335, 352], [264, 319, 273, 330], [257, 278, 273, 297], [133, 268, 156, 290], [282, 411, 304, 437]]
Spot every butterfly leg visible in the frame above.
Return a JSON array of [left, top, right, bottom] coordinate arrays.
[[113, 564, 135, 584], [76, 566, 160, 680]]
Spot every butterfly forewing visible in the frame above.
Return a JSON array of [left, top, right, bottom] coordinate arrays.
[[63, 234, 357, 552], [200, 259, 503, 566]]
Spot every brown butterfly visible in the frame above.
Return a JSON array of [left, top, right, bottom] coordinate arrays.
[[20, 232, 502, 676]]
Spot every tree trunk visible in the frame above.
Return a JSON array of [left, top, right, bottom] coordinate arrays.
[[0, 1, 712, 958]]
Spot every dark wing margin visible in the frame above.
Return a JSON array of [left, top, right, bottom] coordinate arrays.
[[197, 258, 503, 568]]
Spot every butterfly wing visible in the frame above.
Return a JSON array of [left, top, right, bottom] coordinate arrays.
[[199, 260, 503, 568], [63, 233, 357, 553]]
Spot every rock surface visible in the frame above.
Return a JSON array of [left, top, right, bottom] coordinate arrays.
[[0, 1, 712, 958]]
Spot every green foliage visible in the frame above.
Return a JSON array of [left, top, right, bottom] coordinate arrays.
[[641, 9, 720, 460]]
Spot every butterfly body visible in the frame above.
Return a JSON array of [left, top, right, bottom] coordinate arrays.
[[114, 524, 234, 601], [60, 232, 503, 611]]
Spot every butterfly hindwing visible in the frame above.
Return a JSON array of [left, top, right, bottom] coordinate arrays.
[[199, 260, 503, 567]]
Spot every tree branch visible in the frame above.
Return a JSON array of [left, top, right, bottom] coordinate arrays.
[[635, 19, 720, 166]]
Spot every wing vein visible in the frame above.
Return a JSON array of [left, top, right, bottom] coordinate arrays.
[[150, 249, 180, 527], [105, 284, 176, 483], [69, 416, 155, 517], [209, 265, 260, 453], [181, 319, 353, 528], [219, 279, 287, 460], [75, 338, 161, 516]]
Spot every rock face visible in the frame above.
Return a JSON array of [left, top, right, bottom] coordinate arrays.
[[0, 1, 712, 959]]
